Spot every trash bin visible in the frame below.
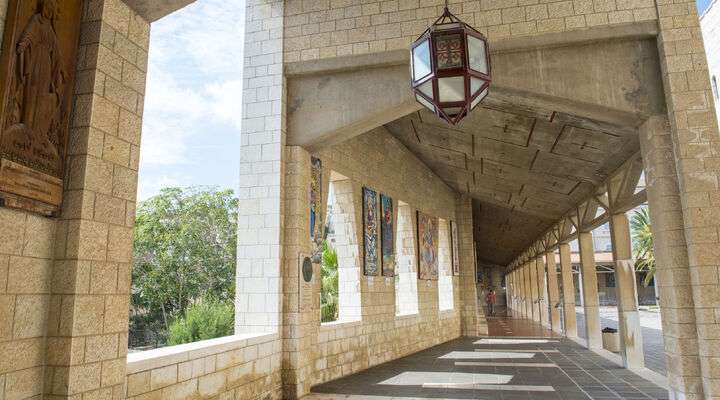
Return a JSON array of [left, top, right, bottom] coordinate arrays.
[[602, 327, 620, 352]]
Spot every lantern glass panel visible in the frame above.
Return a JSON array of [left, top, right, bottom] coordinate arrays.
[[435, 34, 464, 70], [418, 80, 434, 99], [438, 76, 465, 102], [412, 39, 432, 81], [416, 94, 435, 112], [471, 77, 484, 97], [468, 35, 488, 74], [471, 87, 488, 110]]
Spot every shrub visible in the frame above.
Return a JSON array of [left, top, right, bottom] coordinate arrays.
[[321, 241, 339, 323], [167, 299, 234, 345]]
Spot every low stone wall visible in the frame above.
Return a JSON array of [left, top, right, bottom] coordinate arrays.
[[125, 334, 282, 400]]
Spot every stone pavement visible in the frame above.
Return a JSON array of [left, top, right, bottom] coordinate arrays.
[[576, 307, 666, 376], [306, 333, 669, 400]]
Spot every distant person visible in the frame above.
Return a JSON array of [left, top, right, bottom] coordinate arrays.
[[486, 289, 497, 316]]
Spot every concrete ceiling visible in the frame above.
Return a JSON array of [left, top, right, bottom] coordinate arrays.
[[384, 99, 641, 266], [286, 27, 664, 267], [123, 0, 196, 22]]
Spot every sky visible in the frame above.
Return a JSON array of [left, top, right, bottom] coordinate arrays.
[[137, 0, 713, 201], [137, 0, 245, 200], [699, 0, 713, 15]]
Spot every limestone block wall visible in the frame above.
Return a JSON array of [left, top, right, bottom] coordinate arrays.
[[0, 208, 55, 400], [310, 127, 464, 387], [283, 0, 659, 62], [0, 0, 53, 398], [124, 334, 282, 400]]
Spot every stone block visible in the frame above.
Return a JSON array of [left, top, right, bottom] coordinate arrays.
[[107, 225, 134, 263], [65, 295, 106, 336], [0, 208, 25, 255], [0, 337, 43, 374], [4, 366, 43, 399], [103, 294, 130, 333], [198, 371, 226, 397], [22, 214, 55, 259], [150, 365, 178, 390], [7, 257, 51, 294], [127, 371, 150, 396], [101, 358, 127, 386], [86, 334, 120, 363], [13, 295, 49, 339], [67, 362, 102, 394]]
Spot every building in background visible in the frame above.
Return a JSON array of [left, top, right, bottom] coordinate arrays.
[[702, 0, 720, 126]]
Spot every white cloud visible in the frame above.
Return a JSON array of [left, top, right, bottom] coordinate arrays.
[[139, 0, 246, 182]]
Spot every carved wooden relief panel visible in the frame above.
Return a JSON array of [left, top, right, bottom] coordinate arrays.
[[0, 0, 82, 215]]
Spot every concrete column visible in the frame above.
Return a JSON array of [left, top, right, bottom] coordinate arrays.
[[516, 268, 524, 317], [537, 257, 550, 328], [525, 262, 534, 320], [506, 273, 512, 314], [609, 213, 645, 369], [523, 263, 532, 319], [546, 251, 562, 334], [559, 243, 577, 338], [529, 259, 540, 322], [578, 231, 602, 349], [640, 116, 702, 399]]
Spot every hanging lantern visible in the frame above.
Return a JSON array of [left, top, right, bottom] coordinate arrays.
[[410, 6, 491, 125]]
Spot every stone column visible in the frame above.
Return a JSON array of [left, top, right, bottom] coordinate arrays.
[[559, 243, 578, 338], [457, 195, 485, 336], [536, 257, 550, 328], [558, 243, 577, 338], [640, 116, 702, 399], [655, 1, 720, 396], [609, 213, 645, 369], [43, 2, 150, 399], [546, 251, 562, 334], [578, 231, 602, 349], [281, 148, 320, 398], [236, 0, 285, 337]]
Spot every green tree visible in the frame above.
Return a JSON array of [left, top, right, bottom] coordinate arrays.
[[321, 241, 339, 322], [631, 207, 655, 286], [167, 299, 235, 345], [131, 187, 238, 347]]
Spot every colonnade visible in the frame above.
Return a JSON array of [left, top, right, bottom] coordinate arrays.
[[505, 213, 645, 370]]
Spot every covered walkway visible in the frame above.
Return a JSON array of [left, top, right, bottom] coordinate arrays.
[[306, 319, 668, 400]]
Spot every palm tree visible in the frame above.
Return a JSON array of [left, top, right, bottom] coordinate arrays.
[[630, 207, 655, 287]]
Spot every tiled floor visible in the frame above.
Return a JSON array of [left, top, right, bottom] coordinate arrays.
[[307, 328, 669, 400]]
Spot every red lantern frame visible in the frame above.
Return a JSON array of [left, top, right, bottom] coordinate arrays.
[[410, 8, 492, 125]]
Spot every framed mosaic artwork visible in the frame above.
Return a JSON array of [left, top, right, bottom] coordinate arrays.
[[417, 211, 439, 280], [380, 193, 395, 277], [450, 220, 460, 276], [363, 186, 379, 276]]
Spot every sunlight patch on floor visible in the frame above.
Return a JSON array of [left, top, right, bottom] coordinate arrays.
[[474, 338, 559, 344], [379, 371, 513, 386], [439, 351, 536, 359]]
